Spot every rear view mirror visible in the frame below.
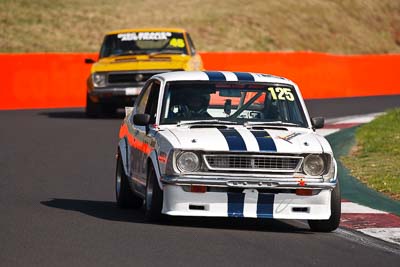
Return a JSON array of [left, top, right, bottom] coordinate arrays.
[[224, 99, 232, 115], [311, 117, 325, 129], [133, 114, 150, 126], [85, 58, 95, 64], [219, 89, 241, 97]]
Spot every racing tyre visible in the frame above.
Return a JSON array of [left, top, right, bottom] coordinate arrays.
[[86, 94, 100, 118], [308, 180, 341, 232], [115, 152, 143, 209], [102, 105, 117, 116], [145, 165, 164, 222]]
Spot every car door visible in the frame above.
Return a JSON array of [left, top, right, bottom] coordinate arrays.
[[130, 80, 161, 195], [128, 81, 153, 194]]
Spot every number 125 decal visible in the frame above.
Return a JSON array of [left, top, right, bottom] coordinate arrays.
[[268, 87, 295, 101]]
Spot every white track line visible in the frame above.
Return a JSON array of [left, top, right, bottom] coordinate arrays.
[[336, 228, 400, 255], [316, 129, 340, 136], [324, 112, 384, 125], [341, 202, 388, 214], [359, 228, 400, 246]]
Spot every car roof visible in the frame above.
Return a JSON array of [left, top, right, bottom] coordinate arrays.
[[153, 71, 295, 85], [106, 28, 187, 35]]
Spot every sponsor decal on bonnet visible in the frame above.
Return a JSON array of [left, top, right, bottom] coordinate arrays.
[[278, 132, 303, 144]]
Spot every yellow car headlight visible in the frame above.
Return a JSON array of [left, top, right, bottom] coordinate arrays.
[[92, 73, 106, 87]]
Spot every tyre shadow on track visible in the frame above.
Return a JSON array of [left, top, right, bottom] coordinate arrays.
[[164, 216, 312, 234], [41, 198, 312, 234], [41, 198, 146, 223]]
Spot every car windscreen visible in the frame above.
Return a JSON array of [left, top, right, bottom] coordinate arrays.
[[160, 81, 309, 127], [99, 31, 188, 58]]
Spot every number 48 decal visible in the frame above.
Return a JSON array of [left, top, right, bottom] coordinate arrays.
[[169, 38, 185, 48], [268, 87, 295, 101]]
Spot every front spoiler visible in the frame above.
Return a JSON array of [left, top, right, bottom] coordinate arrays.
[[162, 185, 332, 219], [161, 176, 337, 190]]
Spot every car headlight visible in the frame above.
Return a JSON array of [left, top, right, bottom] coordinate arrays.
[[135, 74, 144, 82], [303, 154, 325, 176], [176, 152, 200, 172], [92, 73, 106, 87]]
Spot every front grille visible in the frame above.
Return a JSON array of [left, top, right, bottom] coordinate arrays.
[[108, 73, 155, 84], [204, 154, 302, 172]]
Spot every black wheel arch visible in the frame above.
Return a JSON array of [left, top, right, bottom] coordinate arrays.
[[117, 138, 130, 178], [146, 154, 163, 191]]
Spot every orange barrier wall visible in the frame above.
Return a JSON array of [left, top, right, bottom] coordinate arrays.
[[0, 53, 95, 110], [1, 52, 400, 110]]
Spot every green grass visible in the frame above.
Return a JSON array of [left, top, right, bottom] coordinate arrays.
[[1, 0, 400, 53], [342, 109, 400, 200]]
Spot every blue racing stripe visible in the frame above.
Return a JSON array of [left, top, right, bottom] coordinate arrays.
[[204, 71, 226, 81], [218, 129, 247, 151], [227, 192, 245, 217], [233, 72, 254, 81], [250, 130, 277, 152], [257, 194, 275, 218]]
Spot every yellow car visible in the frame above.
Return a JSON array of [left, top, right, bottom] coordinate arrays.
[[85, 28, 203, 116]]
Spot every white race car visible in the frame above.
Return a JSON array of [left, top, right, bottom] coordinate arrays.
[[116, 71, 340, 232]]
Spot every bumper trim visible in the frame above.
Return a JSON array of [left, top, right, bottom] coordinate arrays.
[[161, 176, 337, 190], [89, 86, 143, 96]]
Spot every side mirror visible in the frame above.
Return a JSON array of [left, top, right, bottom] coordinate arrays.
[[224, 99, 232, 115], [311, 117, 325, 129], [133, 114, 150, 126], [85, 58, 95, 64]]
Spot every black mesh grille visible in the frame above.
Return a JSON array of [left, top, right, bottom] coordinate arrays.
[[205, 155, 301, 171], [108, 73, 155, 84]]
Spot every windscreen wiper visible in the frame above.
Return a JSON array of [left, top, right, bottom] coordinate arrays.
[[178, 120, 239, 126], [111, 51, 146, 56], [149, 50, 185, 55], [245, 121, 302, 127]]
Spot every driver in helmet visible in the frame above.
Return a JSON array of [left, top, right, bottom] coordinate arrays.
[[185, 91, 212, 119]]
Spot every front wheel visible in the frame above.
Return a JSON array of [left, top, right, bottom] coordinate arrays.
[[86, 94, 100, 118], [102, 105, 117, 116], [115, 152, 143, 209], [145, 165, 164, 222], [308, 180, 341, 232]]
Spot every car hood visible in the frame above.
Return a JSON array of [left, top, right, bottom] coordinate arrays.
[[162, 125, 330, 154], [92, 54, 191, 72]]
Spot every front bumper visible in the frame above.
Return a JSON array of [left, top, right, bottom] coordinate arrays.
[[89, 85, 143, 97], [162, 185, 332, 220], [88, 86, 143, 107], [161, 174, 337, 190]]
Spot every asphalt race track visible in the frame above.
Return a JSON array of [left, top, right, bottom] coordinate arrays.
[[1, 95, 400, 267]]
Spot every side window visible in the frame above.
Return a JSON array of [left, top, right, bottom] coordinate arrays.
[[145, 82, 161, 124], [136, 82, 153, 114], [99, 37, 108, 58], [186, 34, 196, 55]]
